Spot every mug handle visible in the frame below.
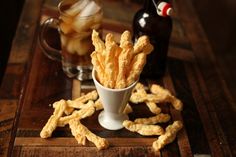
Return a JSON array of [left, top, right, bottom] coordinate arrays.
[[38, 18, 61, 61]]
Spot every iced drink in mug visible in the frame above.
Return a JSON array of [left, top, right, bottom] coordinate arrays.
[[39, 0, 103, 80]]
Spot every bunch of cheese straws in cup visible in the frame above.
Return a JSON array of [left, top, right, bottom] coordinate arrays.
[[91, 30, 153, 88], [40, 31, 183, 152]]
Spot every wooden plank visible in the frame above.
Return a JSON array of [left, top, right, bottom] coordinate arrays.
[[167, 59, 212, 155], [14, 137, 156, 147], [0, 68, 23, 156], [0, 0, 47, 156], [16, 43, 72, 132], [0, 64, 25, 99], [0, 100, 18, 120], [185, 62, 231, 157], [171, 19, 192, 49], [168, 46, 195, 62], [0, 100, 17, 156], [163, 69, 193, 157], [8, 0, 44, 64], [174, 0, 236, 156], [13, 146, 160, 157], [12, 146, 22, 157], [19, 43, 72, 112]]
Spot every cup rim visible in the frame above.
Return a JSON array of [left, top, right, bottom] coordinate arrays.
[[58, 0, 102, 18], [92, 69, 138, 92]]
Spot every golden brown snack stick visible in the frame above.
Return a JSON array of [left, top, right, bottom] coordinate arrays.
[[105, 33, 115, 48], [91, 51, 105, 84], [171, 98, 183, 111], [91, 30, 107, 85], [75, 135, 87, 145], [113, 46, 122, 86], [92, 30, 105, 54], [150, 84, 183, 111], [69, 119, 109, 150], [58, 101, 95, 127], [133, 82, 146, 94], [150, 84, 169, 95], [130, 83, 148, 103], [126, 36, 152, 85], [64, 106, 74, 115], [146, 94, 166, 103], [103, 35, 118, 88], [40, 100, 66, 138], [145, 101, 162, 114], [134, 113, 171, 125], [123, 120, 164, 136], [123, 103, 133, 114], [67, 90, 98, 109], [103, 62, 114, 88], [130, 85, 179, 107], [134, 35, 154, 55], [69, 119, 86, 145], [129, 92, 146, 104], [52, 99, 74, 115], [127, 53, 147, 86], [94, 99, 103, 111], [70, 99, 95, 109], [120, 30, 132, 48], [129, 92, 165, 105], [116, 41, 133, 88], [152, 121, 183, 151], [130, 92, 159, 105], [104, 33, 122, 64], [96, 51, 105, 69]]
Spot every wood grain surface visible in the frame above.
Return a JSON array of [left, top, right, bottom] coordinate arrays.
[[0, 0, 235, 156]]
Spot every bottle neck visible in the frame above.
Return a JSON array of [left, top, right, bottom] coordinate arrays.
[[144, 0, 157, 13]]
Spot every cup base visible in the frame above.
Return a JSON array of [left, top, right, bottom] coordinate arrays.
[[98, 111, 129, 130], [62, 63, 92, 81]]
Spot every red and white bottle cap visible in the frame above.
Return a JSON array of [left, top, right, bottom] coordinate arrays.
[[156, 2, 172, 17]]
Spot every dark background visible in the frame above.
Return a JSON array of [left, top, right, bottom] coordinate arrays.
[[192, 0, 236, 100], [0, 0, 236, 99], [0, 0, 25, 83]]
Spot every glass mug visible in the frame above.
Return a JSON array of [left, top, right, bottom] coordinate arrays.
[[39, 0, 103, 80]]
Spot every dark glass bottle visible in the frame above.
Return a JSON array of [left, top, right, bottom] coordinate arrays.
[[133, 0, 172, 79]]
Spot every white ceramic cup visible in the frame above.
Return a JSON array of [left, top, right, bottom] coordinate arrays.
[[92, 69, 138, 130]]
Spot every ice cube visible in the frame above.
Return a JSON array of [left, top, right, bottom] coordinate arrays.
[[79, 1, 101, 17], [90, 23, 101, 30], [72, 16, 94, 32], [67, 37, 92, 55], [65, 0, 90, 16], [60, 34, 68, 47], [66, 38, 78, 54], [60, 15, 73, 24], [71, 1, 102, 33], [93, 12, 102, 24], [78, 31, 91, 39], [75, 37, 93, 55], [59, 22, 73, 34]]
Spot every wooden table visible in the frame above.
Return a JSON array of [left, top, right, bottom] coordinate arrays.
[[0, 0, 235, 156]]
